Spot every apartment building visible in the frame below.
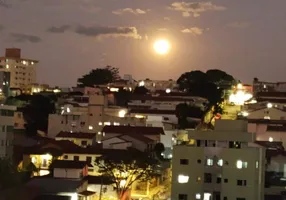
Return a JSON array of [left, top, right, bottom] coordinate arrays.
[[0, 48, 37, 91], [0, 105, 16, 158], [171, 120, 265, 200]]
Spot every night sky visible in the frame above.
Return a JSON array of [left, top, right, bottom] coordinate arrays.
[[1, 0, 286, 86]]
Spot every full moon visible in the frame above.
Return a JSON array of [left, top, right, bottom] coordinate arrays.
[[153, 39, 170, 55]]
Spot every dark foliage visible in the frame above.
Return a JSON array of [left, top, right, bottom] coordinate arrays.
[[77, 66, 120, 87], [133, 86, 149, 95]]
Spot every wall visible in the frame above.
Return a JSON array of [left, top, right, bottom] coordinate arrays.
[[248, 108, 286, 120], [54, 168, 82, 179]]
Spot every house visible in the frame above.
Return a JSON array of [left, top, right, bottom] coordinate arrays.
[[101, 125, 164, 142], [101, 133, 156, 152], [248, 119, 286, 148], [55, 131, 96, 147], [25, 177, 95, 200], [51, 160, 90, 179]]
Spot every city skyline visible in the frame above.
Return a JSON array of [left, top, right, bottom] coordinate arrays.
[[1, 0, 286, 86]]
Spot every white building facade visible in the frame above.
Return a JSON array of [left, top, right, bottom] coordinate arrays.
[[0, 105, 16, 158], [172, 120, 265, 200], [0, 48, 37, 90]]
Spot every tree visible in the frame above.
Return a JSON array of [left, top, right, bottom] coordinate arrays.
[[153, 143, 165, 159], [133, 86, 149, 95], [0, 158, 22, 189], [177, 69, 234, 127], [95, 149, 159, 200], [175, 103, 203, 129], [114, 88, 132, 107], [21, 95, 56, 137], [77, 66, 120, 87]]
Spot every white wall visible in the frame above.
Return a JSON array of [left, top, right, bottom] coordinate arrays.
[[54, 168, 82, 179]]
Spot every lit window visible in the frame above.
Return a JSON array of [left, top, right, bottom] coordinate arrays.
[[88, 125, 93, 130], [178, 175, 189, 183], [217, 159, 223, 166], [114, 122, 120, 126], [267, 103, 273, 108], [6, 64, 9, 69], [269, 137, 273, 142], [98, 122, 103, 126], [256, 161, 259, 168], [204, 193, 211, 200], [104, 122, 111, 126], [207, 159, 213, 166], [237, 160, 248, 169], [195, 194, 201, 199], [118, 110, 126, 118]]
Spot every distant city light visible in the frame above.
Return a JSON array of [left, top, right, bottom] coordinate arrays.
[[139, 81, 145, 87], [229, 91, 253, 105], [237, 83, 243, 89], [267, 103, 273, 108], [166, 88, 171, 93], [269, 137, 274, 142], [88, 126, 93, 130], [110, 88, 119, 92], [242, 111, 249, 117], [118, 110, 126, 118]]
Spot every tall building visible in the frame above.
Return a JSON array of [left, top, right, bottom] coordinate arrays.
[[0, 48, 38, 92], [171, 120, 265, 200], [0, 105, 16, 158]]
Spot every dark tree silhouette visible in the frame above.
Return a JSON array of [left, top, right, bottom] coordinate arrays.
[[77, 66, 120, 87], [114, 88, 132, 106], [133, 86, 149, 95], [177, 69, 234, 126]]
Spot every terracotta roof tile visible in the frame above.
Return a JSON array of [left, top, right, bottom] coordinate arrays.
[[56, 131, 96, 139], [102, 125, 165, 135]]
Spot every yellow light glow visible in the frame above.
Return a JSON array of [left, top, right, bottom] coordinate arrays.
[[118, 110, 126, 118], [153, 39, 170, 55]]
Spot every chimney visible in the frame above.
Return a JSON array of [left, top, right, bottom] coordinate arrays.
[[5, 48, 21, 58]]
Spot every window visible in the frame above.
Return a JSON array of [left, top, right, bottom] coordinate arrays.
[[163, 117, 169, 121], [217, 159, 223, 166], [63, 155, 68, 159], [223, 197, 228, 200], [206, 158, 213, 166], [204, 173, 212, 183], [229, 141, 241, 149], [236, 198, 246, 200], [256, 161, 259, 168], [197, 159, 202, 164], [178, 194, 187, 200], [74, 156, 79, 161], [237, 180, 247, 186], [197, 140, 201, 147], [178, 175, 189, 183], [81, 141, 87, 146], [195, 194, 201, 200], [217, 177, 222, 184], [180, 159, 189, 165], [236, 160, 248, 169], [86, 156, 92, 164], [224, 179, 228, 183]]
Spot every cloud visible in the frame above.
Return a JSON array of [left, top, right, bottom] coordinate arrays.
[[169, 2, 226, 17], [112, 8, 148, 15], [227, 22, 251, 29], [181, 27, 204, 35], [75, 25, 142, 39], [47, 25, 71, 33], [10, 33, 42, 43], [0, 0, 10, 8]]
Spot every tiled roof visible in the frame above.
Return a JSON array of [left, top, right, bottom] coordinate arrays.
[[267, 125, 286, 132], [51, 160, 91, 169], [248, 119, 286, 125], [56, 131, 96, 139], [130, 95, 203, 102], [130, 109, 176, 115], [119, 134, 155, 143], [102, 125, 165, 135]]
